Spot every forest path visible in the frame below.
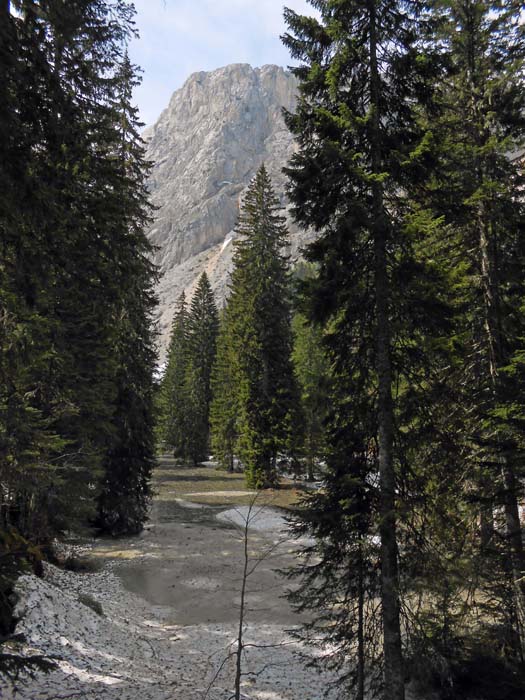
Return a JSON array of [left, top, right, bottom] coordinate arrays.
[[3, 457, 339, 700], [95, 455, 304, 626]]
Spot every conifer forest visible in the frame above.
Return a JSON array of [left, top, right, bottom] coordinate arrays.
[[1, 1, 525, 699]]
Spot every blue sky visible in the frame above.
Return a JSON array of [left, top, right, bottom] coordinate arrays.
[[128, 0, 316, 127]]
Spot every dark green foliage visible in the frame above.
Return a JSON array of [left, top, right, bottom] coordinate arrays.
[[210, 308, 240, 472], [282, 1, 453, 697], [408, 0, 525, 668], [291, 305, 329, 480], [160, 292, 190, 458], [96, 52, 158, 535], [0, 0, 68, 539], [186, 273, 219, 463], [286, 373, 383, 698], [283, 0, 525, 697], [160, 277, 219, 465], [213, 165, 299, 488], [0, 2, 157, 543]]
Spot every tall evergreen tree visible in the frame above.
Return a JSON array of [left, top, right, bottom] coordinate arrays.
[[0, 2, 47, 536], [1, 1, 157, 539], [160, 292, 190, 459], [96, 51, 157, 536], [185, 273, 219, 463], [282, 1, 445, 696], [413, 0, 525, 660], [210, 307, 240, 472], [223, 165, 298, 488], [291, 310, 329, 480], [287, 305, 382, 699], [0, 1, 87, 534]]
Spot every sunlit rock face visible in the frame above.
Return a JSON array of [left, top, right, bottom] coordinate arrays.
[[144, 64, 313, 356]]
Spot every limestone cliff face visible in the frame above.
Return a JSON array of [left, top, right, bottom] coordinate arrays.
[[144, 64, 311, 355]]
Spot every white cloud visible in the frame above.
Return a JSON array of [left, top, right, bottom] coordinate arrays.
[[129, 0, 319, 126]]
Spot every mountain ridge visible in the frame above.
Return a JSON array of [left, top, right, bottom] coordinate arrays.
[[144, 63, 312, 355]]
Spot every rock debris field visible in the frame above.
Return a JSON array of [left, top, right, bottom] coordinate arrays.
[[1, 458, 340, 700]]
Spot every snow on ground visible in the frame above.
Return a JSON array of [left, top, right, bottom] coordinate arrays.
[[1, 559, 338, 700], [0, 497, 424, 700], [220, 235, 234, 253], [186, 490, 257, 498], [216, 506, 288, 534], [216, 507, 315, 549], [173, 497, 207, 509]]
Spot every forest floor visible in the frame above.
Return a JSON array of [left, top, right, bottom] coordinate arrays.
[[0, 456, 343, 700]]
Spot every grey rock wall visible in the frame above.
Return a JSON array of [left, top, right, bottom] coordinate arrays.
[[144, 64, 312, 356]]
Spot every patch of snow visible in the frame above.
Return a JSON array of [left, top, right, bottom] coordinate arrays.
[[186, 490, 256, 498], [216, 507, 287, 534], [1, 562, 340, 700], [280, 472, 324, 490], [216, 507, 316, 548], [201, 460, 219, 468], [220, 235, 233, 253], [179, 576, 222, 591], [173, 498, 206, 509]]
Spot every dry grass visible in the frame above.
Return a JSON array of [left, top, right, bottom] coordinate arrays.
[[89, 548, 144, 560], [153, 456, 305, 510]]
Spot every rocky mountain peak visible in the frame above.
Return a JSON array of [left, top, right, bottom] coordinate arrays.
[[144, 64, 310, 355]]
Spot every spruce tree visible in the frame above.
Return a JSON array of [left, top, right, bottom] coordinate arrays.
[[287, 262, 386, 696], [0, 0, 84, 536], [225, 165, 298, 488], [210, 308, 240, 472], [1, 1, 157, 538], [291, 309, 329, 481], [413, 0, 525, 660], [161, 292, 190, 458], [96, 51, 157, 536], [185, 273, 219, 463], [282, 2, 444, 696], [22, 0, 140, 530]]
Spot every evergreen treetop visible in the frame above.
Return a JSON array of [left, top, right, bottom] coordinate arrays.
[[160, 292, 189, 458], [282, 2, 450, 697], [223, 165, 298, 488]]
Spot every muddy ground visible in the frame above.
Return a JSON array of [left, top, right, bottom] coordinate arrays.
[[94, 456, 306, 626], [2, 456, 340, 700]]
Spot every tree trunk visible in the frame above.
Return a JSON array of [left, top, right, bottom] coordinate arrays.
[[374, 204, 405, 700], [0, 0, 11, 109], [0, 0, 9, 23], [357, 543, 366, 700], [368, 1, 405, 698], [502, 461, 525, 658], [480, 497, 495, 551], [478, 209, 525, 655], [234, 509, 250, 700], [307, 454, 314, 482]]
